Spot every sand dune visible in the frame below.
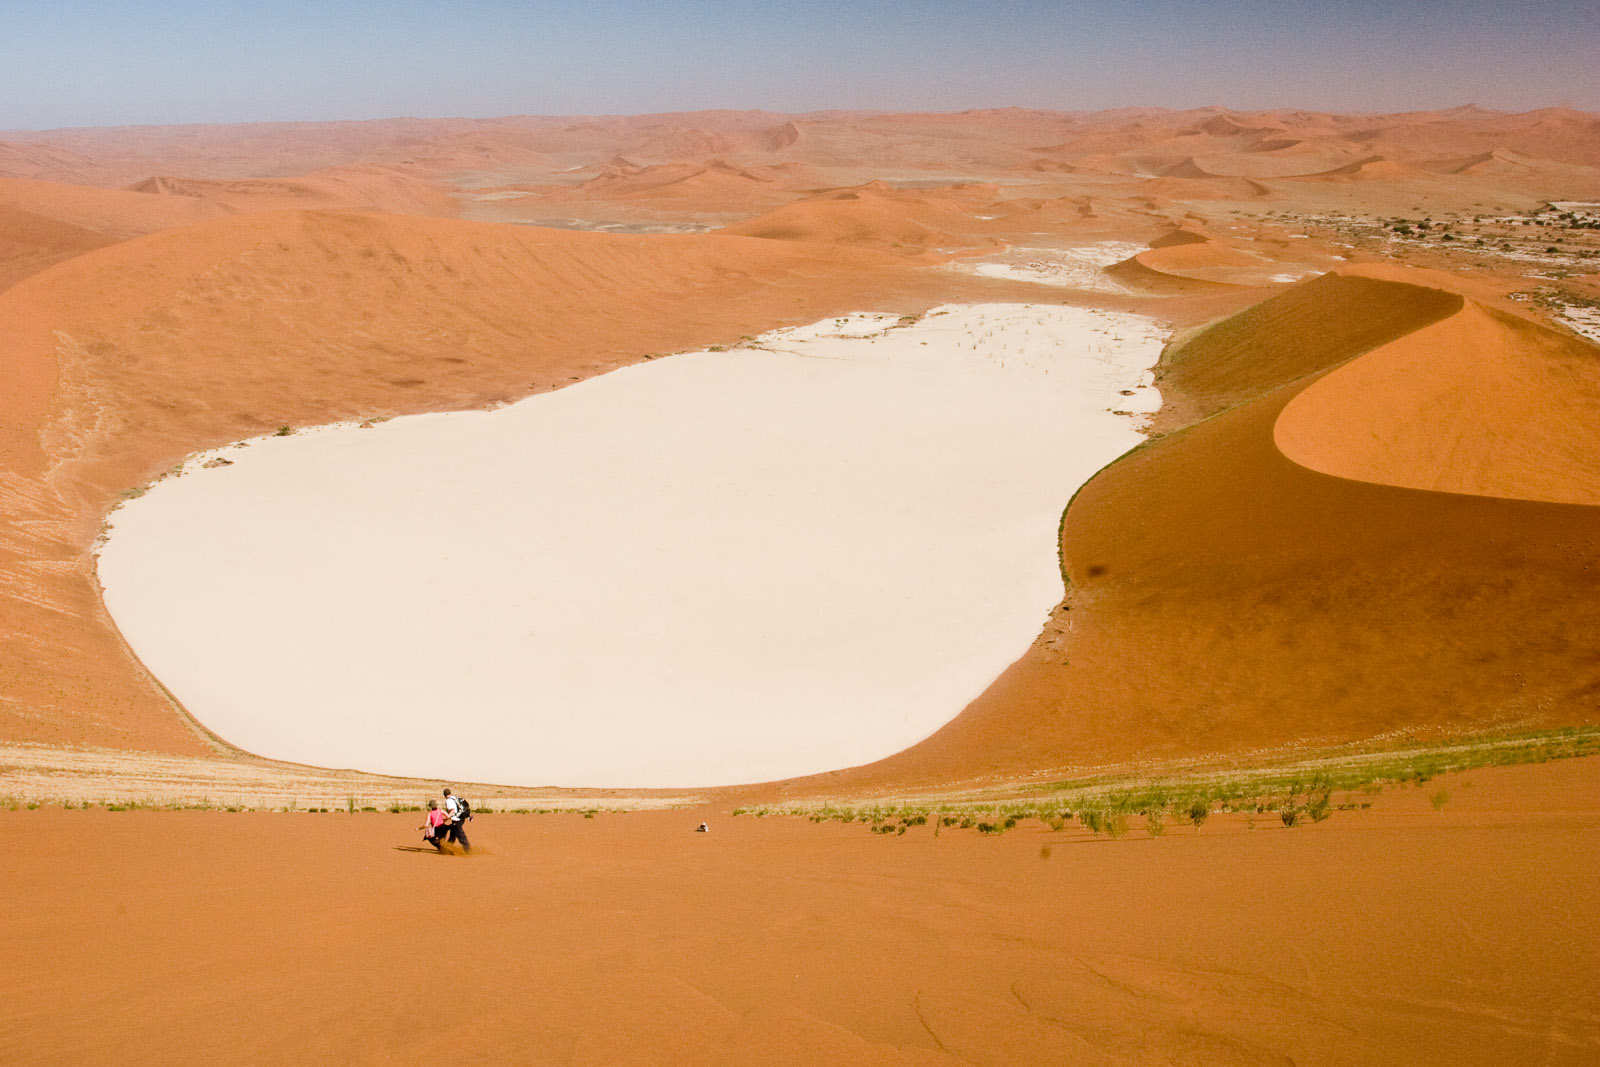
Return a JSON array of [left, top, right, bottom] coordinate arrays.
[[1157, 156, 1226, 180], [1140, 173, 1271, 199], [0, 139, 101, 183], [833, 268, 1600, 788], [1275, 297, 1600, 505], [0, 175, 228, 238], [125, 165, 460, 216], [0, 200, 115, 292], [719, 183, 999, 255], [1291, 154, 1432, 182], [546, 159, 791, 213], [1104, 229, 1286, 291], [1443, 148, 1538, 175]]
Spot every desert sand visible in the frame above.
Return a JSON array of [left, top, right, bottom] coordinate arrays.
[[2, 105, 1598, 1065], [3, 757, 1596, 1066]]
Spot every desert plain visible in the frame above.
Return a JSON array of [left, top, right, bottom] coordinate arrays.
[[1, 106, 1598, 1064]]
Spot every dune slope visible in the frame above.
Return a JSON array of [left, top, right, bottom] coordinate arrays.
[[832, 270, 1600, 788], [1275, 301, 1600, 505]]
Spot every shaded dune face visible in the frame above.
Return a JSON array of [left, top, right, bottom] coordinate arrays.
[[0, 209, 941, 752], [1155, 273, 1464, 426], [834, 270, 1600, 789]]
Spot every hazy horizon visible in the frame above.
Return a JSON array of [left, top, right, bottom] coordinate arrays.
[[4, 0, 1596, 132]]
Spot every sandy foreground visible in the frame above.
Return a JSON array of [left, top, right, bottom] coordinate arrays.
[[96, 305, 1164, 788], [3, 756, 1596, 1067]]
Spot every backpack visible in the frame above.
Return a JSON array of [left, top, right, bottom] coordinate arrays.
[[455, 797, 472, 822]]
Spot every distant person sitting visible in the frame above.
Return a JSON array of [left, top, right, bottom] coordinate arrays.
[[421, 800, 449, 850], [442, 787, 472, 853]]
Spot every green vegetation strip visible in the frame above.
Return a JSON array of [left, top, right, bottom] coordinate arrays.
[[733, 726, 1600, 838]]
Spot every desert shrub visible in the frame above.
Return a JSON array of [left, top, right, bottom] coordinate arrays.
[[1430, 790, 1450, 811], [1186, 800, 1210, 828], [1145, 809, 1165, 838], [1280, 805, 1300, 828]]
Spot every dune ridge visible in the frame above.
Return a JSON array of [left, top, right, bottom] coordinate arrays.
[[1275, 299, 1600, 505], [811, 268, 1600, 790]]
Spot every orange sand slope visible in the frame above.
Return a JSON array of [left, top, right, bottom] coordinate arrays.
[[844, 267, 1600, 790], [3, 757, 1596, 1066], [0, 208, 955, 754]]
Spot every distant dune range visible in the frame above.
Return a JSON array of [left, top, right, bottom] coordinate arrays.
[[0, 105, 1597, 793]]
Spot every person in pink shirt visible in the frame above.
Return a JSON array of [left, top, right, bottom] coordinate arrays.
[[420, 799, 449, 850]]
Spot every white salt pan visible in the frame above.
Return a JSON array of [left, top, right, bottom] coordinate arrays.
[[963, 243, 1145, 293], [98, 304, 1166, 787]]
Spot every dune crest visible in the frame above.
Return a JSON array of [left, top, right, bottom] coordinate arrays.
[[1274, 300, 1600, 505], [825, 268, 1600, 790]]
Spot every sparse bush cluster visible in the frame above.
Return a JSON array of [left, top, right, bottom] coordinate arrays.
[[726, 726, 1599, 841]]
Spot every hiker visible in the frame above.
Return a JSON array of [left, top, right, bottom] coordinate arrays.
[[420, 799, 449, 850], [442, 787, 472, 852]]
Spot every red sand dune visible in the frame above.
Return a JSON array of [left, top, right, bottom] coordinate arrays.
[[719, 182, 1000, 255], [1290, 154, 1432, 182], [1105, 232, 1268, 291], [1442, 148, 1539, 175], [1276, 297, 1600, 505], [125, 165, 460, 216], [829, 268, 1600, 789], [0, 200, 115, 292], [0, 175, 228, 238], [1146, 224, 1212, 248], [536, 159, 797, 216]]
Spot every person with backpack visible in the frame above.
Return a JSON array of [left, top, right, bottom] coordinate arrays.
[[441, 787, 472, 852]]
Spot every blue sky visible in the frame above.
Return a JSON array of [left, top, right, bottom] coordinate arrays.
[[2, 1, 1594, 130]]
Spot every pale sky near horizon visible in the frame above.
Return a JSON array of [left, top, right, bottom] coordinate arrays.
[[2, 0, 1595, 131]]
